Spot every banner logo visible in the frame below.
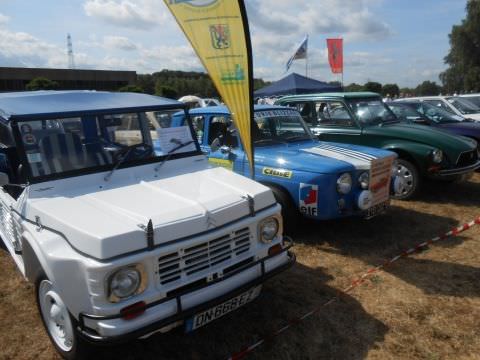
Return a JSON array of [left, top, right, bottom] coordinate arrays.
[[170, 0, 218, 7], [299, 183, 318, 217], [221, 64, 245, 84], [210, 24, 231, 49]]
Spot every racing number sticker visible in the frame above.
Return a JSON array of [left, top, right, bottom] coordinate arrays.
[[299, 183, 318, 217]]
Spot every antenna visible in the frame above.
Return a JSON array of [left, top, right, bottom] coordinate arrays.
[[67, 34, 75, 69]]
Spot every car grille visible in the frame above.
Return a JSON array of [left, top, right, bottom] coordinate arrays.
[[457, 150, 478, 167], [157, 228, 251, 285]]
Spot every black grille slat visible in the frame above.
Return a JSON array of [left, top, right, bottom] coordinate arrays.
[[157, 228, 251, 283], [457, 150, 478, 167]]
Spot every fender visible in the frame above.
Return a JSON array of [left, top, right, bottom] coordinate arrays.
[[382, 140, 435, 173], [21, 227, 55, 284]]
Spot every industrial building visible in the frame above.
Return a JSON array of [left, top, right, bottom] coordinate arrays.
[[0, 67, 137, 92]]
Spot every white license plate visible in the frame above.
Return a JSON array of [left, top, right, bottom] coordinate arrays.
[[365, 201, 389, 219], [185, 286, 262, 332]]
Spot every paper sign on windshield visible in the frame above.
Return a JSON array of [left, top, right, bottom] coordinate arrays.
[[370, 155, 396, 206], [156, 126, 196, 154]]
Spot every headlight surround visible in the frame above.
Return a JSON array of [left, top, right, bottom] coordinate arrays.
[[358, 172, 370, 190], [107, 264, 147, 303], [431, 149, 443, 164], [258, 217, 280, 244], [337, 173, 353, 194]]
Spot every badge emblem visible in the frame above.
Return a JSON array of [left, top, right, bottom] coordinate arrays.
[[210, 24, 231, 49]]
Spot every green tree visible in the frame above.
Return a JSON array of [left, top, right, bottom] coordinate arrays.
[[381, 83, 400, 97], [344, 83, 364, 92], [26, 77, 59, 91], [415, 81, 442, 96], [363, 81, 382, 94], [440, 0, 480, 93], [118, 85, 144, 93], [136, 74, 155, 94], [155, 82, 179, 99]]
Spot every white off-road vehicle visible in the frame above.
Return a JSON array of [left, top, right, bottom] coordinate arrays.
[[0, 91, 294, 359]]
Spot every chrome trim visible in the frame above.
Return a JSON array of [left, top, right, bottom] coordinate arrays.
[[438, 160, 480, 176]]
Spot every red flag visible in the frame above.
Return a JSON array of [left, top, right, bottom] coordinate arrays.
[[327, 38, 343, 74]]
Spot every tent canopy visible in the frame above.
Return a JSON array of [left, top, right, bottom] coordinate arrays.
[[254, 72, 342, 97]]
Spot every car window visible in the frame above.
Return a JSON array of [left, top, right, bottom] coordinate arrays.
[[208, 116, 239, 148], [288, 102, 317, 125], [191, 116, 205, 144], [424, 99, 455, 113], [315, 101, 355, 127], [348, 99, 398, 126], [446, 97, 480, 115]]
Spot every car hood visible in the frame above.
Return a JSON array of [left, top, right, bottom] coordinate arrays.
[[23, 163, 275, 260], [364, 123, 477, 155], [255, 140, 395, 173], [438, 121, 480, 138]]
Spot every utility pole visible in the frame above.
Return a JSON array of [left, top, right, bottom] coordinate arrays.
[[67, 34, 75, 69]]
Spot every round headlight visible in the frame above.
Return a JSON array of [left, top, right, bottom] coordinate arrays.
[[432, 149, 443, 164], [337, 173, 352, 194], [358, 172, 370, 190], [109, 267, 141, 300], [259, 217, 279, 243]]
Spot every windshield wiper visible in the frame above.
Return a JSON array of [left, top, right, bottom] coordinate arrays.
[[254, 138, 289, 145], [154, 139, 195, 173], [104, 143, 152, 182]]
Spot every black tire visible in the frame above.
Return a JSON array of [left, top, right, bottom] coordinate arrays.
[[391, 159, 420, 200], [269, 186, 299, 232], [35, 275, 94, 360]]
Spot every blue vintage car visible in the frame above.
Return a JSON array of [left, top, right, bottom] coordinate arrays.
[[171, 105, 398, 227]]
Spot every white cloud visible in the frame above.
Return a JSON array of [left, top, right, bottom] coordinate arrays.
[[0, 13, 9, 26], [83, 0, 167, 30], [103, 35, 137, 51]]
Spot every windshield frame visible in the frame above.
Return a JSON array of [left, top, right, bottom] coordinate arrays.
[[11, 106, 201, 184]]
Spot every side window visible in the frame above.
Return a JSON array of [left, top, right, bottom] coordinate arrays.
[[191, 116, 205, 144], [208, 116, 238, 148], [316, 101, 355, 127], [289, 102, 316, 125]]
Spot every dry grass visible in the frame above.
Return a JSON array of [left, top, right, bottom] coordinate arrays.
[[1, 174, 480, 360]]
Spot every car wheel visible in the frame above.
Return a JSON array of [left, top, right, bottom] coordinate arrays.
[[391, 159, 420, 200], [269, 186, 299, 232], [36, 276, 92, 360]]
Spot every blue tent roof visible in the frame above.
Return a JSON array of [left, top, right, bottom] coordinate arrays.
[[0, 91, 183, 121], [254, 73, 342, 97], [185, 104, 293, 116]]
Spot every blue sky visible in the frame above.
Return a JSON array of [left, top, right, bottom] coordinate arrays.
[[0, 0, 468, 87]]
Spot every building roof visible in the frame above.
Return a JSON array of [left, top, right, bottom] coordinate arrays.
[[0, 91, 183, 121]]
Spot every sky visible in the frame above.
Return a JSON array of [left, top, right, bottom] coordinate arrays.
[[0, 0, 468, 87]]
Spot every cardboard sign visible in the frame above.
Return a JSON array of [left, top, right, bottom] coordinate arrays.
[[369, 155, 395, 206]]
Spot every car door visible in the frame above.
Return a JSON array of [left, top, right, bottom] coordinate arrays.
[[311, 100, 363, 144]]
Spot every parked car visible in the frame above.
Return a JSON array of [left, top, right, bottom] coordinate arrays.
[[0, 91, 294, 358], [172, 105, 397, 227], [460, 93, 480, 108], [387, 101, 480, 146], [396, 95, 480, 122], [276, 92, 480, 200], [178, 95, 221, 109]]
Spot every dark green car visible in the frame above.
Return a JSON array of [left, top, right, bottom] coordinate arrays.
[[276, 92, 480, 199]]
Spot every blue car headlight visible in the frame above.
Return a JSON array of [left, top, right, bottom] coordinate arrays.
[[337, 173, 352, 194]]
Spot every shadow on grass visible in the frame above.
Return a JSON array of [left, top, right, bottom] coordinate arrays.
[[292, 205, 480, 298], [94, 264, 388, 360], [416, 177, 480, 208]]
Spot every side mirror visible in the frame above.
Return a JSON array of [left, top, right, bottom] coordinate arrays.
[[0, 172, 9, 187]]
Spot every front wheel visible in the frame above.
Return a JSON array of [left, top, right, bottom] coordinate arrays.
[[269, 186, 299, 233], [36, 278, 92, 360], [391, 159, 420, 200]]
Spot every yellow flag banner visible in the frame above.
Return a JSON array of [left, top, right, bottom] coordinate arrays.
[[163, 0, 254, 175]]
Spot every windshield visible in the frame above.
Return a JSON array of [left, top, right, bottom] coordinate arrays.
[[253, 109, 314, 145], [461, 95, 480, 108], [348, 99, 398, 126], [417, 102, 464, 123], [18, 108, 197, 180], [446, 97, 480, 115], [388, 104, 425, 122]]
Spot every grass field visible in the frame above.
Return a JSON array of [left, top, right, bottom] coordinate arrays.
[[1, 174, 479, 360]]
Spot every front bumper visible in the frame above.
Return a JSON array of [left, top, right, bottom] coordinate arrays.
[[436, 160, 480, 176], [77, 239, 295, 344]]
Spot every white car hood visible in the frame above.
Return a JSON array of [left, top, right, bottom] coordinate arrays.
[[23, 163, 275, 260]]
